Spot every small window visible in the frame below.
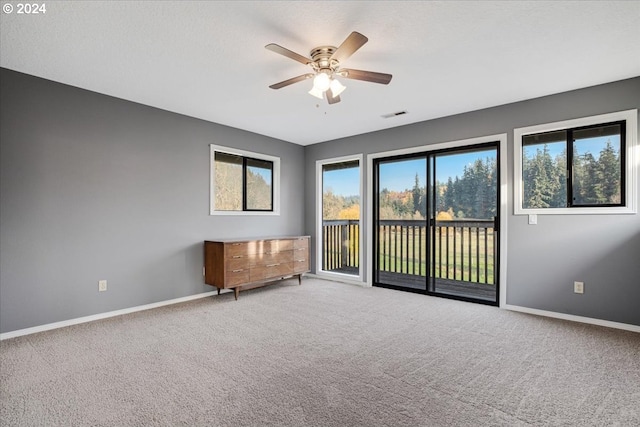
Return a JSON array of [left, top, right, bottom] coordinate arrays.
[[210, 145, 279, 215], [514, 110, 637, 215]]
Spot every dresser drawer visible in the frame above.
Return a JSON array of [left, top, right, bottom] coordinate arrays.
[[275, 239, 294, 252], [250, 262, 293, 281], [247, 251, 292, 268], [225, 269, 249, 287], [293, 258, 309, 273], [292, 246, 308, 260], [250, 239, 293, 254], [293, 237, 309, 249], [227, 257, 248, 271], [225, 242, 249, 258]]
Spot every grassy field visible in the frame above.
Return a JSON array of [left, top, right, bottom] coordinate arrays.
[[324, 224, 496, 285], [378, 226, 495, 284]]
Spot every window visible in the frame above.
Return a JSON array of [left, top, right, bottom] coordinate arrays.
[[210, 145, 280, 215], [514, 110, 637, 215], [316, 155, 363, 282]]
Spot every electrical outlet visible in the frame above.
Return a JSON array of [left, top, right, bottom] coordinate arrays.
[[574, 281, 584, 294], [98, 280, 108, 292]]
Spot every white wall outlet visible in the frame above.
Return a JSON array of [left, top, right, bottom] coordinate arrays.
[[574, 281, 584, 294], [528, 214, 537, 225], [98, 280, 107, 292]]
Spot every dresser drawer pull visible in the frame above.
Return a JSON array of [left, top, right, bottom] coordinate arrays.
[[266, 263, 280, 267], [232, 269, 244, 273], [232, 255, 243, 259], [296, 248, 306, 251], [296, 259, 306, 262], [231, 243, 243, 246]]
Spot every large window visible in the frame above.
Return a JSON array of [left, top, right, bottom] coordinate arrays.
[[514, 110, 637, 215], [210, 145, 279, 215]]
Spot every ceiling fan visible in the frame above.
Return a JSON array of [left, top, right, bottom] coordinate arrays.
[[265, 31, 392, 105]]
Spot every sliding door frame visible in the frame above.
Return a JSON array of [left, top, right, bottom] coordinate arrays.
[[367, 134, 508, 307]]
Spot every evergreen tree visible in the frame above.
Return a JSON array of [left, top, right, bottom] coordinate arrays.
[[443, 177, 455, 214], [598, 140, 621, 204], [552, 148, 567, 208], [412, 174, 423, 216], [523, 145, 563, 208], [576, 152, 603, 204]]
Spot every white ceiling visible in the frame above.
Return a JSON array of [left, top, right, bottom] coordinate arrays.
[[2, 1, 639, 146]]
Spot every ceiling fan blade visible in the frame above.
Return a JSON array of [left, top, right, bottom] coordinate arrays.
[[265, 43, 311, 66], [269, 74, 314, 90], [339, 69, 393, 85], [330, 31, 368, 63], [327, 90, 341, 105]]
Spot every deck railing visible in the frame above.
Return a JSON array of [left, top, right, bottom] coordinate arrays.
[[322, 219, 496, 285], [322, 220, 360, 272]]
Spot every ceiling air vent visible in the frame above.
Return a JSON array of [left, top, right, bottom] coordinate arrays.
[[381, 110, 407, 119]]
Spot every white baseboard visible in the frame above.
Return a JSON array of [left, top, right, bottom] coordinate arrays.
[[0, 290, 220, 341], [504, 304, 640, 333], [4, 289, 636, 340]]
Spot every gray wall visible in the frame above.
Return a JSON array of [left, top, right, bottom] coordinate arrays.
[[2, 68, 639, 334], [304, 77, 640, 327], [0, 68, 305, 333]]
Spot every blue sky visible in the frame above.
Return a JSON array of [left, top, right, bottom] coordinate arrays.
[[524, 135, 620, 160], [323, 149, 496, 197]]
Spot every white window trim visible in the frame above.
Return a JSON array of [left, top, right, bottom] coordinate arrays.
[[366, 133, 508, 309], [315, 154, 364, 283], [513, 109, 638, 215], [210, 144, 280, 216]]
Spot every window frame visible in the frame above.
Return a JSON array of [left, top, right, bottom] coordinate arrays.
[[514, 110, 637, 215], [210, 144, 280, 216], [315, 154, 364, 284]]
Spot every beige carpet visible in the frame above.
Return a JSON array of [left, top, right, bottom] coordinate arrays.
[[1, 278, 639, 426]]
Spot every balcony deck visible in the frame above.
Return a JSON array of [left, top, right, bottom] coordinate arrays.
[[322, 218, 497, 303], [327, 267, 496, 302]]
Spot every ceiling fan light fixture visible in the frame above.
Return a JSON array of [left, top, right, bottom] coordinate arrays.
[[312, 72, 331, 92], [308, 86, 325, 100], [329, 79, 346, 97]]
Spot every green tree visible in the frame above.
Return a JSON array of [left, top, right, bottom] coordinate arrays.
[[575, 152, 603, 204], [412, 174, 426, 217], [523, 145, 563, 208], [442, 177, 455, 214], [598, 140, 621, 204]]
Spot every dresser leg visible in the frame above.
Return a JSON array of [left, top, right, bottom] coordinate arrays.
[[217, 288, 220, 295], [298, 274, 302, 285], [234, 287, 239, 300]]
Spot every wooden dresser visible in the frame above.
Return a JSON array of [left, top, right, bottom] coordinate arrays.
[[204, 236, 310, 300]]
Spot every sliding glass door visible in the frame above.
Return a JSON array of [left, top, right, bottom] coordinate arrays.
[[374, 143, 499, 305], [375, 156, 428, 291]]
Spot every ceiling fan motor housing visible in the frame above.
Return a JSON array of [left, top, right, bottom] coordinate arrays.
[[310, 46, 339, 73]]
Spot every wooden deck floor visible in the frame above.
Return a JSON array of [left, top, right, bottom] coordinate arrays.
[[326, 267, 496, 302]]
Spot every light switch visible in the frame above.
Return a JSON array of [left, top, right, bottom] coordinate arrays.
[[528, 214, 537, 225]]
